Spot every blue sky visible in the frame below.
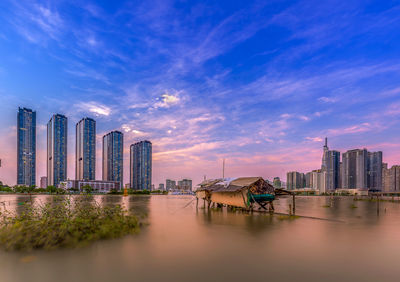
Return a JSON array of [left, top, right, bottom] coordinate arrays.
[[1, 0, 400, 186]]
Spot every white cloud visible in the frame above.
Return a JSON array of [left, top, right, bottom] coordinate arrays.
[[76, 102, 111, 116], [154, 92, 181, 108], [305, 137, 323, 142]]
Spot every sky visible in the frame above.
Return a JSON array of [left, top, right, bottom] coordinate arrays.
[[1, 0, 400, 187]]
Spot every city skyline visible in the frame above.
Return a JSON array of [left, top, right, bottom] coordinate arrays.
[[1, 1, 400, 186]]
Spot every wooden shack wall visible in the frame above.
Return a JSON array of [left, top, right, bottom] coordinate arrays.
[[195, 190, 207, 199], [210, 190, 248, 208]]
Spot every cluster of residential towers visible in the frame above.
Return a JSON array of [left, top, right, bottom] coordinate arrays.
[[284, 138, 399, 193], [17, 107, 152, 190]]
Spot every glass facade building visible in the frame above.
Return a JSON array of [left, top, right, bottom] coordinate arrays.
[[76, 118, 96, 181], [130, 140, 152, 190], [17, 107, 36, 186], [103, 131, 123, 189], [47, 114, 68, 187], [321, 138, 340, 191]]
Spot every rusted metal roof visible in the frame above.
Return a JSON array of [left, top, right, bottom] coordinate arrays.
[[230, 177, 262, 187], [196, 177, 274, 194]]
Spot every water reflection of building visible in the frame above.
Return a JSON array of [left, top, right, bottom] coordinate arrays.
[[17, 107, 36, 187]]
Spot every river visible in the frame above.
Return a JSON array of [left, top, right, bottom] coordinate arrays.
[[0, 194, 399, 282]]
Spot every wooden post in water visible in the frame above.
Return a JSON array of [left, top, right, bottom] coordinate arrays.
[[377, 195, 380, 215], [292, 194, 296, 215], [196, 197, 198, 209]]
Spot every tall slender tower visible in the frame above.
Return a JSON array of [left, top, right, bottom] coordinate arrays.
[[76, 118, 96, 181], [321, 137, 328, 172], [17, 107, 36, 186], [321, 137, 340, 190], [103, 131, 123, 189], [130, 140, 152, 190], [47, 114, 68, 187]]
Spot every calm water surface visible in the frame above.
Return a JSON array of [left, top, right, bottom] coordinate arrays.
[[1, 194, 400, 282]]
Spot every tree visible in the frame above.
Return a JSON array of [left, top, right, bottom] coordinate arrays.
[[82, 185, 93, 194], [46, 186, 57, 194]]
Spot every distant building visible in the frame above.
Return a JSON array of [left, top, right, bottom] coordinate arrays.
[[305, 172, 313, 188], [166, 179, 176, 191], [130, 140, 152, 190], [286, 171, 305, 190], [305, 169, 326, 193], [76, 118, 96, 181], [382, 163, 400, 192], [342, 148, 383, 190], [342, 149, 368, 189], [368, 151, 383, 190], [40, 176, 48, 189], [273, 177, 281, 188], [158, 183, 165, 190], [47, 114, 68, 187], [178, 179, 192, 191], [17, 107, 36, 186], [321, 138, 340, 191], [103, 131, 123, 189], [59, 180, 120, 193]]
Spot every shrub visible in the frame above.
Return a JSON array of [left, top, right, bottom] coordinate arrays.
[[0, 196, 141, 251]]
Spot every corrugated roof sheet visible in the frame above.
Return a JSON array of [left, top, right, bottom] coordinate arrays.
[[197, 177, 270, 193]]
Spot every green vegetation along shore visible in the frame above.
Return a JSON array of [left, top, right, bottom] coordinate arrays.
[[0, 196, 142, 251]]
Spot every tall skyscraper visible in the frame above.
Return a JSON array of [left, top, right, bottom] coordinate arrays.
[[321, 138, 340, 191], [367, 151, 383, 190], [103, 131, 123, 189], [76, 118, 96, 181], [130, 140, 152, 190], [17, 107, 36, 186], [321, 137, 329, 171], [342, 148, 383, 190], [383, 164, 400, 192], [286, 171, 305, 190], [342, 149, 368, 189], [47, 114, 68, 187]]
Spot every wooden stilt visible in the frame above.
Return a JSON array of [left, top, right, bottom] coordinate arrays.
[[292, 194, 296, 215], [377, 195, 380, 215]]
